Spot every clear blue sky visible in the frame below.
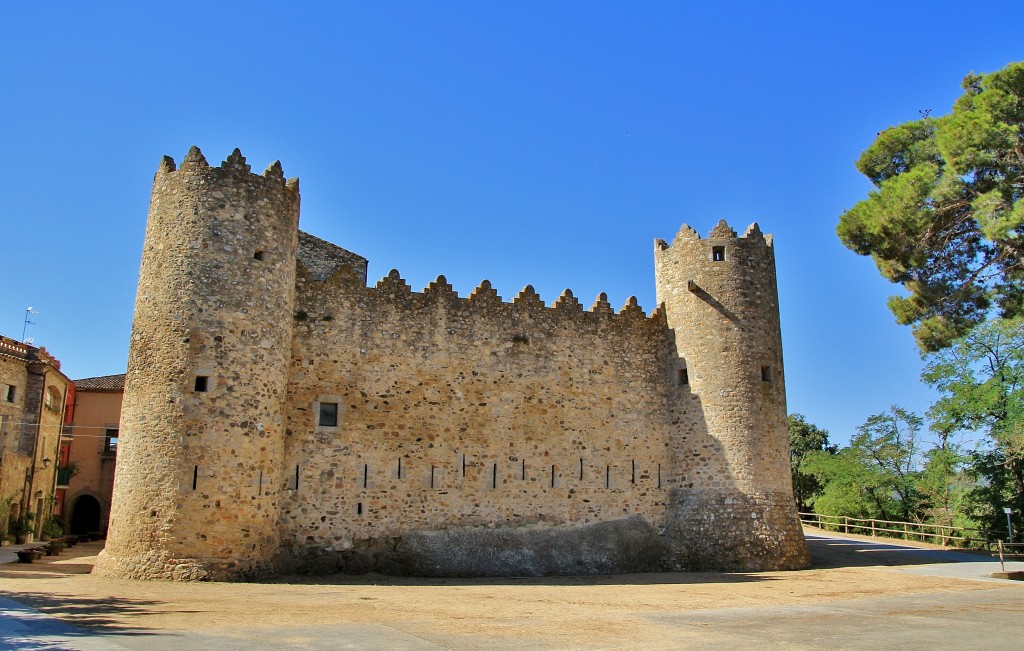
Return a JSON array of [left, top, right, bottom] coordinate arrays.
[[2, 2, 1021, 446]]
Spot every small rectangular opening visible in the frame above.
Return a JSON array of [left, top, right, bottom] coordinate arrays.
[[357, 502, 363, 515], [318, 402, 338, 427], [104, 428, 119, 454], [492, 463, 497, 489], [295, 465, 300, 491], [712, 246, 726, 262], [761, 365, 773, 382], [3, 385, 14, 402], [363, 463, 368, 489], [678, 368, 689, 386], [192, 465, 198, 490], [253, 250, 264, 261], [193, 376, 208, 392]]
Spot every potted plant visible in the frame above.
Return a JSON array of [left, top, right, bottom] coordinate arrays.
[[16, 547, 44, 563], [41, 516, 64, 541], [11, 513, 34, 545]]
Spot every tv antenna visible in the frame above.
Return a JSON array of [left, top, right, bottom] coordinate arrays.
[[22, 306, 37, 342]]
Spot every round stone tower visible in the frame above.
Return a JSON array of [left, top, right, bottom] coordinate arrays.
[[654, 220, 808, 570], [94, 147, 300, 580]]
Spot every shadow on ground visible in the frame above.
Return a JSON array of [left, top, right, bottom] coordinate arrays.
[[265, 568, 783, 587], [5, 529, 998, 606], [0, 542, 194, 636], [0, 590, 187, 636], [806, 532, 997, 568]]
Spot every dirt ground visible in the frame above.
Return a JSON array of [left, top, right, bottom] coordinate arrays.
[[0, 530, 1012, 649]]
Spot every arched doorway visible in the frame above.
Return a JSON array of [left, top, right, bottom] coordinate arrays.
[[70, 495, 101, 534]]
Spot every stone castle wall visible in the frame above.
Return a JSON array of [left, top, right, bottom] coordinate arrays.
[[96, 148, 299, 580], [277, 266, 695, 569], [97, 147, 809, 580], [655, 222, 808, 570]]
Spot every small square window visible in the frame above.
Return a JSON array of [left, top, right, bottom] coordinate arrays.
[[104, 428, 119, 454], [319, 402, 338, 427], [194, 376, 209, 392], [678, 368, 689, 386], [712, 246, 726, 262], [761, 366, 772, 382], [253, 250, 264, 261], [3, 384, 14, 403]]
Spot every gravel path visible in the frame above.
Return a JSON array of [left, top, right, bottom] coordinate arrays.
[[1, 532, 1021, 649]]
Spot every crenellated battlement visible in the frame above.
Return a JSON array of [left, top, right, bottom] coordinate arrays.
[[655, 219, 774, 251], [295, 261, 667, 339], [155, 146, 299, 198]]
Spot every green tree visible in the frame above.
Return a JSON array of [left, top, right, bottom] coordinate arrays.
[[800, 447, 887, 519], [801, 406, 926, 522], [851, 407, 926, 522], [916, 443, 972, 529], [788, 413, 836, 511], [838, 62, 1024, 351], [922, 317, 1024, 531]]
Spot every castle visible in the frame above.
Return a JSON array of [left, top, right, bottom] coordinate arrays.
[[94, 147, 809, 581]]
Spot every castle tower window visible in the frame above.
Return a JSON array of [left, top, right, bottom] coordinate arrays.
[[253, 250, 264, 261], [712, 246, 726, 262], [318, 402, 338, 427], [3, 384, 15, 402], [193, 376, 208, 392], [761, 365, 773, 382], [678, 368, 689, 386]]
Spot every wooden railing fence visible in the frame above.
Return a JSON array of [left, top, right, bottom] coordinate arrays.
[[799, 511, 1023, 557]]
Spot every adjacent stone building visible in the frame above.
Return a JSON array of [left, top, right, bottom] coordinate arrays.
[[0, 335, 70, 541], [95, 147, 809, 581]]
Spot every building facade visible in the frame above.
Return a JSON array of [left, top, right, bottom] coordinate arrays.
[[0, 335, 69, 541], [62, 374, 123, 536], [95, 147, 809, 580]]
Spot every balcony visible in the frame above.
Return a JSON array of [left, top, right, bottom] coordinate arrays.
[[56, 466, 73, 487]]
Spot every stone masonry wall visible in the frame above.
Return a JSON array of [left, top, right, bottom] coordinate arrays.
[[654, 221, 808, 569], [277, 266, 687, 569], [0, 342, 68, 537], [297, 231, 368, 283], [0, 351, 30, 513], [96, 148, 300, 581]]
